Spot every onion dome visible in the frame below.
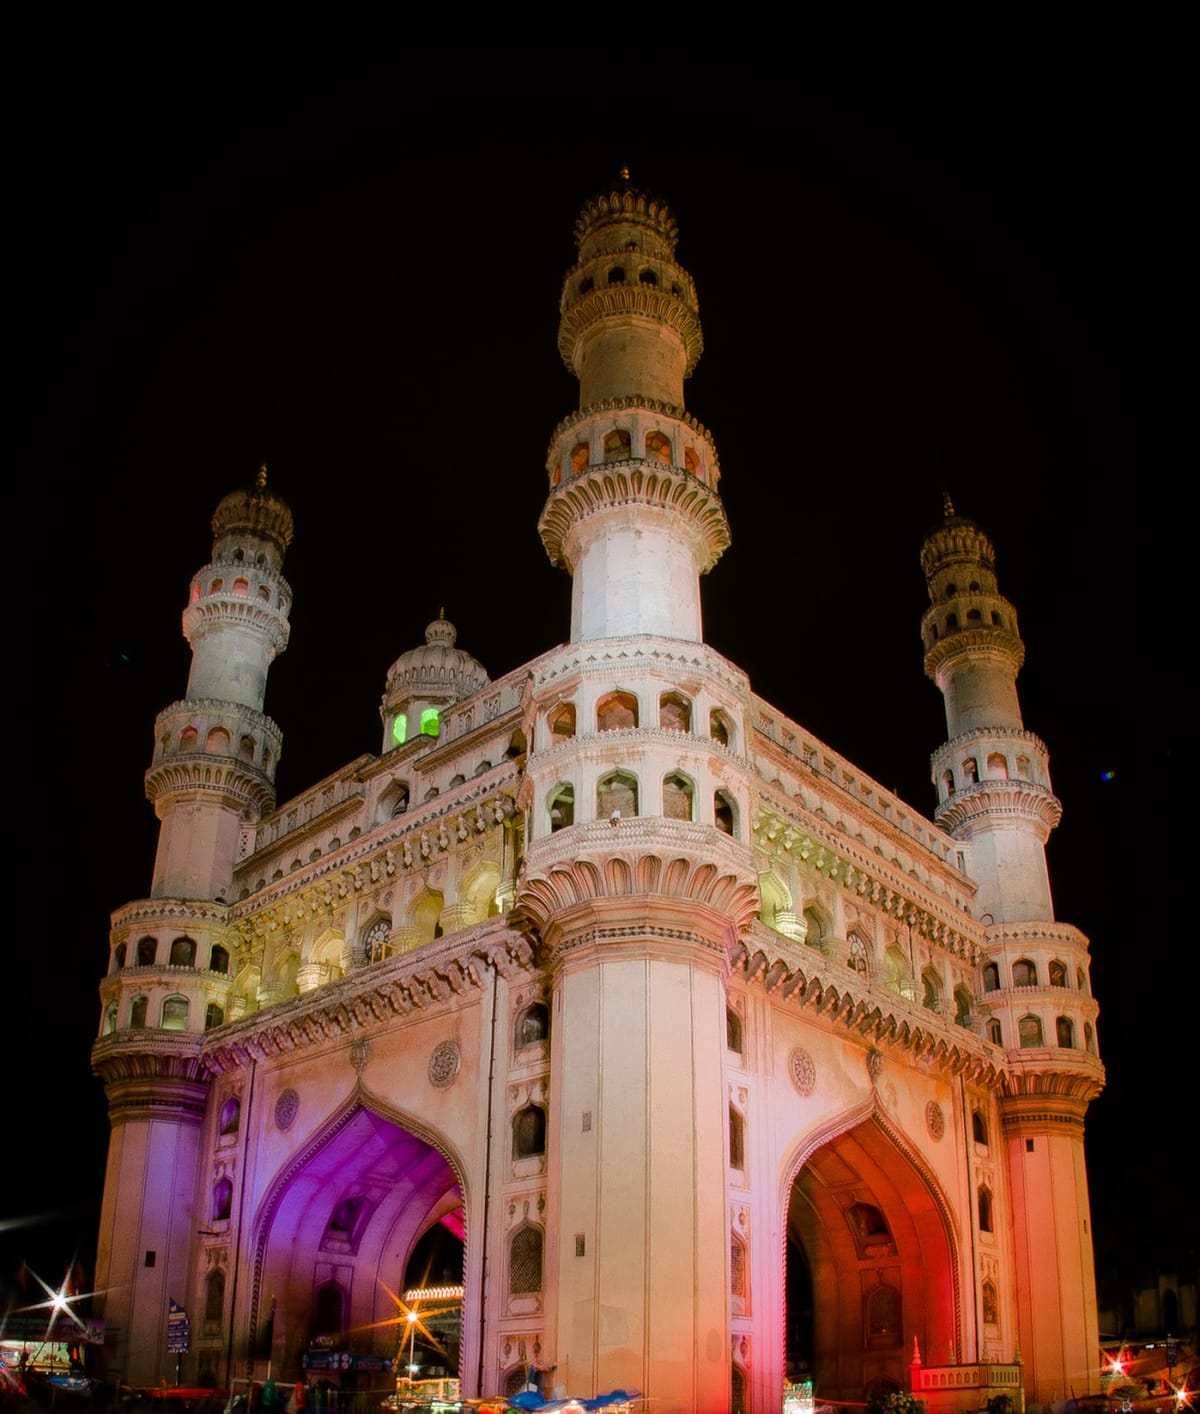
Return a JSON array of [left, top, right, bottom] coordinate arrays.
[[383, 612, 489, 705], [210, 464, 294, 569]]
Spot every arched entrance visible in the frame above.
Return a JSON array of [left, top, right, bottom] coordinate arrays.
[[785, 1113, 959, 1402], [249, 1104, 465, 1389]]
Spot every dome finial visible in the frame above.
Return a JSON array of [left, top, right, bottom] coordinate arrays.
[[942, 490, 956, 518], [619, 164, 631, 182], [257, 462, 268, 490]]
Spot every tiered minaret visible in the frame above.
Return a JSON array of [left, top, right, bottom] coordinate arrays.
[[539, 170, 730, 643], [921, 496, 1103, 1404], [517, 176, 758, 1413], [92, 468, 293, 1386]]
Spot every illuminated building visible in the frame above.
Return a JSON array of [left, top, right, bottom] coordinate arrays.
[[90, 177, 1105, 1413]]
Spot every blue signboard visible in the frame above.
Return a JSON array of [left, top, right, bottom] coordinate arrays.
[[166, 1299, 190, 1354]]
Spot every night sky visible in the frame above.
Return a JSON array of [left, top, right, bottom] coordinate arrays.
[[6, 56, 1189, 1318]]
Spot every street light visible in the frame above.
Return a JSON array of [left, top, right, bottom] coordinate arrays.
[[405, 1310, 418, 1387]]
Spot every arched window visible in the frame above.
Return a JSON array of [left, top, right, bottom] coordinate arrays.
[[570, 441, 590, 474], [324, 1197, 364, 1244], [977, 1186, 993, 1232], [103, 1001, 118, 1035], [1056, 1015, 1075, 1048], [210, 944, 229, 975], [1015, 754, 1033, 781], [548, 784, 574, 832], [982, 1279, 998, 1325], [728, 1106, 744, 1169], [606, 265, 625, 285], [596, 690, 637, 730], [170, 936, 196, 967], [972, 1110, 988, 1145], [549, 702, 576, 739], [986, 1018, 1003, 1045], [392, 713, 408, 746], [515, 1002, 549, 1048], [982, 962, 1000, 992], [597, 771, 638, 821], [849, 1203, 889, 1242], [213, 1177, 233, 1222], [726, 1007, 742, 1053], [662, 771, 694, 821], [638, 268, 658, 286], [848, 933, 870, 978], [1018, 1014, 1043, 1048], [1049, 960, 1067, 987], [730, 1235, 747, 1300], [1077, 966, 1088, 994], [1012, 958, 1038, 987], [513, 1104, 546, 1159], [645, 430, 672, 463], [954, 986, 973, 1027], [684, 445, 701, 476], [709, 709, 733, 748], [232, 578, 249, 597], [162, 995, 189, 1030], [658, 691, 691, 732], [986, 752, 1008, 778], [921, 967, 942, 1012], [219, 1097, 240, 1135], [962, 757, 978, 783], [420, 707, 440, 737], [204, 1269, 225, 1324], [803, 908, 825, 948], [509, 1225, 543, 1295], [137, 936, 157, 966], [1084, 1021, 1096, 1054], [942, 770, 955, 797], [714, 790, 736, 836], [129, 995, 148, 1028], [180, 726, 199, 750], [205, 1002, 225, 1030], [603, 428, 631, 460], [111, 943, 126, 973], [206, 727, 231, 754]]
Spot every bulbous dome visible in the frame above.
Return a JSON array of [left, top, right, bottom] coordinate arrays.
[[384, 613, 489, 705], [210, 465, 294, 570]]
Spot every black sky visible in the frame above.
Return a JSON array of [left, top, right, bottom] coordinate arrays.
[[6, 55, 1190, 1311]]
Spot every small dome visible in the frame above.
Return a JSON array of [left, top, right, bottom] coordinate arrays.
[[211, 465, 294, 563], [384, 613, 489, 705]]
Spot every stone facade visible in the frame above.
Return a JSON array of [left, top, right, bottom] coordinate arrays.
[[91, 178, 1104, 1414]]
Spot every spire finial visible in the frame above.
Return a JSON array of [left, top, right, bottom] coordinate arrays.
[[942, 490, 955, 518], [257, 462, 268, 490], [439, 606, 445, 619], [618, 165, 630, 182]]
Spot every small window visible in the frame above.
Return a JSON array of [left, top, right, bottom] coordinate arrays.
[[137, 936, 157, 966], [420, 707, 440, 737], [204, 1269, 225, 1323], [392, 713, 408, 746], [205, 1002, 225, 1030], [161, 995, 189, 1030], [111, 943, 126, 973], [1012, 958, 1037, 987], [1018, 1014, 1043, 1048], [645, 430, 672, 463], [170, 936, 197, 967], [658, 692, 691, 732], [607, 265, 625, 285], [982, 1279, 998, 1326], [603, 428, 631, 461], [982, 962, 1000, 993], [548, 784, 574, 832], [210, 944, 230, 975], [714, 790, 736, 836], [597, 771, 638, 821], [570, 442, 590, 474], [1056, 1015, 1075, 1048], [953, 986, 972, 1027], [971, 1110, 988, 1145], [1084, 1021, 1096, 1054], [942, 770, 955, 798], [219, 1096, 240, 1134], [726, 1007, 742, 1053], [102, 1001, 118, 1035], [709, 709, 733, 748], [213, 1177, 233, 1222], [129, 995, 148, 1029], [962, 757, 978, 784], [986, 752, 1008, 778], [662, 771, 694, 821], [977, 1185, 993, 1232], [510, 1225, 543, 1295], [638, 268, 658, 286], [516, 1002, 549, 1047], [728, 1106, 744, 1170], [513, 1104, 546, 1159], [986, 1018, 1002, 1045], [921, 968, 941, 1012], [549, 702, 576, 739], [1049, 960, 1067, 987], [597, 690, 638, 730]]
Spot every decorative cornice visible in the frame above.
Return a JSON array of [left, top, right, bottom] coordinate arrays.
[[538, 461, 730, 572], [998, 1066, 1104, 1114], [924, 628, 1024, 681], [145, 756, 276, 814], [731, 937, 1003, 1089], [557, 286, 703, 377], [547, 396, 719, 471], [934, 779, 1062, 837], [91, 1038, 211, 1123], [182, 595, 291, 653]]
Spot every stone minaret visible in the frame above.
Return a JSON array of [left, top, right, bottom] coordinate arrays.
[[922, 496, 1103, 1404], [91, 469, 293, 1386], [518, 176, 757, 1413], [539, 171, 730, 644]]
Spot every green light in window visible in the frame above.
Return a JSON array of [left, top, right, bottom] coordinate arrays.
[[392, 713, 408, 746], [420, 707, 440, 737]]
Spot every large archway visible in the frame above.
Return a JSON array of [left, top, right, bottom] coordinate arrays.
[[249, 1103, 465, 1388], [785, 1113, 959, 1402]]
